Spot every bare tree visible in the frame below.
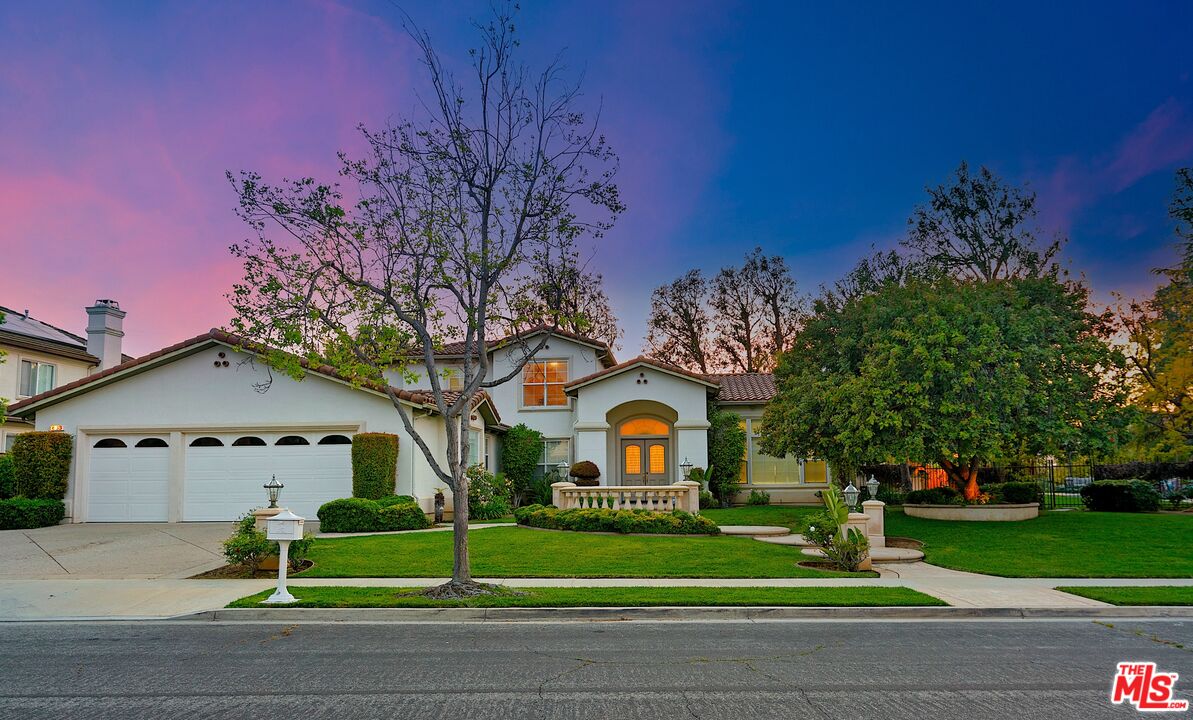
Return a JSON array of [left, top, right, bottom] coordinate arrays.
[[226, 5, 621, 597], [716, 247, 803, 371], [500, 251, 623, 350], [903, 161, 1062, 282], [821, 248, 912, 309], [644, 269, 713, 373]]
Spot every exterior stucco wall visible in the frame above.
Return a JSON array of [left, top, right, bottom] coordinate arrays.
[[0, 343, 93, 405]]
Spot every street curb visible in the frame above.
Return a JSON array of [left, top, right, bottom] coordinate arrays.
[[179, 605, 1193, 623]]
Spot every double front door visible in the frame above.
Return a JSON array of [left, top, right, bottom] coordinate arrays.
[[620, 438, 669, 485]]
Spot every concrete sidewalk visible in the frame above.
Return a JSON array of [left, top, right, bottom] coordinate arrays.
[[4, 562, 1193, 620]]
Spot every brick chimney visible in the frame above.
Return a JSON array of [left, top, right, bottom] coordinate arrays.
[[85, 299, 126, 371]]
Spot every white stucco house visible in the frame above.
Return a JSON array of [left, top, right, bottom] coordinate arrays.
[[7, 308, 829, 523]]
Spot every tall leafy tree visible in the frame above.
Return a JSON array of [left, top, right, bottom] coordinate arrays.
[[226, 5, 621, 597], [1118, 168, 1193, 456], [903, 161, 1062, 282], [644, 269, 713, 372], [761, 276, 1124, 498]]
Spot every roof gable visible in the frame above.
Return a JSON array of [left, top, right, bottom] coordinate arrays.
[[565, 356, 721, 393], [437, 325, 617, 367]]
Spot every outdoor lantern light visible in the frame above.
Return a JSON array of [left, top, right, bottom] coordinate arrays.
[[866, 474, 879, 500], [556, 460, 569, 479], [680, 458, 693, 480], [843, 482, 860, 509], [264, 509, 305, 604], [264, 475, 283, 508]]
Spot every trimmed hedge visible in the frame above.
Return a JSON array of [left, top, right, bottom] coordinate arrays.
[[0, 454, 14, 499], [351, 433, 399, 499], [1080, 480, 1162, 512], [11, 432, 72, 499], [317, 497, 431, 533], [984, 481, 1044, 505], [0, 498, 65, 529], [905, 486, 964, 505], [514, 504, 720, 535]]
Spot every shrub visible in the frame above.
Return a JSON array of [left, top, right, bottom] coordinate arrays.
[[905, 486, 964, 505], [747, 489, 771, 506], [0, 455, 14, 499], [0, 498, 65, 529], [222, 516, 272, 573], [11, 432, 72, 499], [1164, 488, 1186, 511], [875, 486, 905, 505], [375, 495, 416, 507], [514, 504, 719, 535], [1080, 480, 1162, 512], [466, 465, 512, 520], [803, 506, 869, 573], [501, 424, 544, 506], [707, 404, 746, 506], [316, 497, 431, 532], [1094, 461, 1193, 483], [279, 532, 315, 572], [687, 467, 707, 490], [986, 481, 1043, 505], [698, 490, 715, 510], [351, 432, 398, 499], [523, 474, 554, 506], [569, 460, 601, 484]]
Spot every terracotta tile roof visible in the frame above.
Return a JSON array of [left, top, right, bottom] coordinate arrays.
[[565, 355, 721, 391], [8, 328, 499, 422], [709, 373, 776, 402], [436, 324, 616, 366]]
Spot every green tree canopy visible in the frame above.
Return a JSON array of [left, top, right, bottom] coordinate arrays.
[[760, 276, 1124, 498]]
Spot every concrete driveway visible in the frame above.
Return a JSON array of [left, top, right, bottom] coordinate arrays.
[[0, 523, 231, 580]]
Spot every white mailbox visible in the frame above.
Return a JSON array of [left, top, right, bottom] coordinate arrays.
[[266, 509, 305, 541]]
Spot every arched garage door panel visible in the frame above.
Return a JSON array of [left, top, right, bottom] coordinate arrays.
[[183, 433, 352, 520], [88, 438, 170, 522]]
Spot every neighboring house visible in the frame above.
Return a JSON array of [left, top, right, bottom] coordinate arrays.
[[0, 300, 128, 452], [8, 323, 826, 524]]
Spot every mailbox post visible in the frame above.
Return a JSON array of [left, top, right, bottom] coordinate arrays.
[[264, 509, 304, 604]]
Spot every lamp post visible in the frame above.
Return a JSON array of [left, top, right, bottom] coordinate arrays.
[[866, 474, 879, 501], [264, 509, 304, 604], [556, 460, 570, 480], [264, 476, 283, 509], [843, 481, 860, 510], [680, 458, 693, 481]]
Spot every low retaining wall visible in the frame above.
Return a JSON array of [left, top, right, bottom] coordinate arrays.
[[904, 503, 1039, 521]]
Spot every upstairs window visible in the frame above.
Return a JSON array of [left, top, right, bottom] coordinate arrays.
[[19, 360, 55, 397], [522, 360, 568, 407]]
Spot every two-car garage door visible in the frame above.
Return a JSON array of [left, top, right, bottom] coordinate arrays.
[[87, 431, 354, 522]]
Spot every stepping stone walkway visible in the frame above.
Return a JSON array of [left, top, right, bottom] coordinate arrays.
[[753, 534, 813, 547], [801, 546, 924, 563], [717, 525, 792, 537]]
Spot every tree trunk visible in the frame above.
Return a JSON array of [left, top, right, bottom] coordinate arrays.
[[940, 457, 981, 500], [451, 469, 471, 584]]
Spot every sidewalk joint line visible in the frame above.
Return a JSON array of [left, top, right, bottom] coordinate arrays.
[[23, 533, 69, 574]]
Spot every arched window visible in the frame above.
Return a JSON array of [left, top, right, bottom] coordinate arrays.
[[135, 438, 168, 448], [93, 438, 127, 448], [189, 436, 224, 447], [232, 436, 266, 447], [618, 417, 669, 436], [275, 435, 310, 446], [318, 434, 352, 445]]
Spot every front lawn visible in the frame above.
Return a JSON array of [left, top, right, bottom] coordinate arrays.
[[1055, 586, 1193, 606], [301, 526, 864, 578], [229, 585, 942, 608], [885, 509, 1193, 578], [701, 505, 823, 531]]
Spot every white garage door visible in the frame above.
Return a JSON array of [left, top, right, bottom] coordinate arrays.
[[183, 432, 353, 521], [87, 436, 171, 522]]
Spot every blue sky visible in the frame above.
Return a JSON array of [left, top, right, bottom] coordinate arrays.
[[2, 1, 1190, 353]]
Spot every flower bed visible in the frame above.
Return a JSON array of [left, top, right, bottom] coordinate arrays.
[[514, 504, 719, 535]]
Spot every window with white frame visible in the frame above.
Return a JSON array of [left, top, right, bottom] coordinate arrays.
[[468, 430, 481, 467], [522, 360, 568, 407], [536, 438, 571, 479], [19, 360, 55, 397], [741, 418, 819, 485]]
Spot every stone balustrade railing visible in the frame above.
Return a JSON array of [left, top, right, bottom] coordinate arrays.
[[550, 481, 702, 514]]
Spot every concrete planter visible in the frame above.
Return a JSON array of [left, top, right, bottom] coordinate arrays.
[[903, 502, 1040, 521]]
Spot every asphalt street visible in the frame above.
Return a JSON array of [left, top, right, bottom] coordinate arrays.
[[0, 619, 1190, 719]]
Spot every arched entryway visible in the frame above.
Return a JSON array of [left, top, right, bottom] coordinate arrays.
[[606, 400, 677, 486]]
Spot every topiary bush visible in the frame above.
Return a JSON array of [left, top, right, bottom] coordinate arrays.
[[351, 432, 399, 499], [375, 495, 416, 507], [317, 497, 431, 532], [569, 460, 600, 487], [501, 424, 544, 506], [905, 486, 964, 505], [466, 465, 512, 520], [0, 454, 15, 499], [1080, 480, 1162, 512], [514, 504, 719, 535], [0, 498, 65, 529], [11, 432, 72, 499]]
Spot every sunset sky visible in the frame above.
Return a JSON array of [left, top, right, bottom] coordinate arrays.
[[2, 1, 1191, 356]]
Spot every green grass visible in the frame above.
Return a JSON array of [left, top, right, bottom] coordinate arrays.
[[301, 525, 864, 578], [701, 505, 824, 532], [885, 509, 1193, 578], [1055, 586, 1193, 605], [228, 585, 943, 608]]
